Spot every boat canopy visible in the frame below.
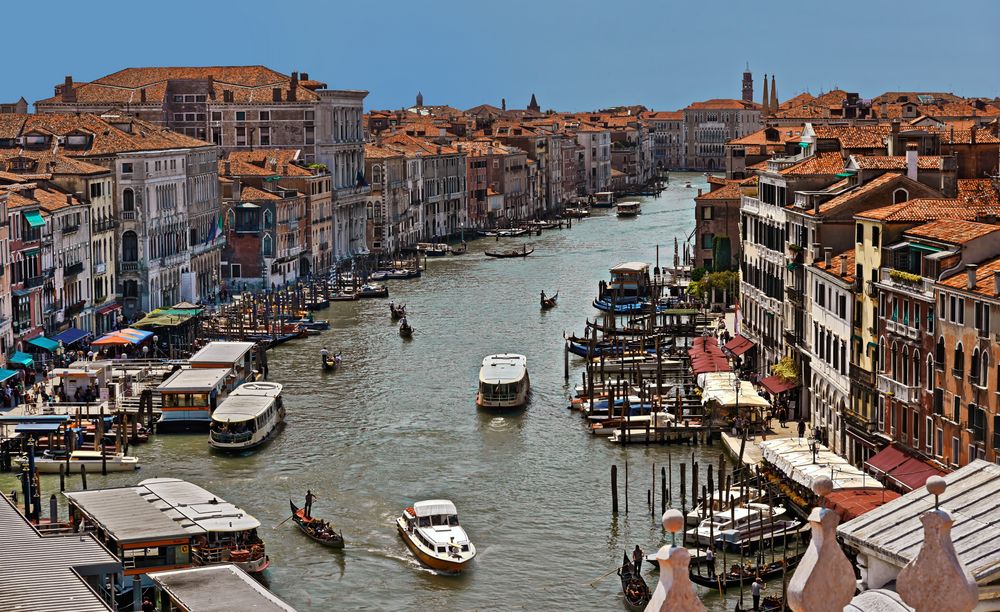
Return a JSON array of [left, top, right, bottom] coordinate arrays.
[[229, 381, 282, 398], [157, 368, 230, 393], [479, 354, 527, 384], [139, 477, 261, 532], [413, 500, 457, 518], [610, 262, 649, 274], [212, 394, 277, 424], [189, 341, 255, 366]]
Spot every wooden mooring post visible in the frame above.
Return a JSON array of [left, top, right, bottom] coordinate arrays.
[[611, 464, 619, 514]]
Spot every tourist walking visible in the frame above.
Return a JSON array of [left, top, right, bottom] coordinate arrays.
[[797, 418, 806, 439]]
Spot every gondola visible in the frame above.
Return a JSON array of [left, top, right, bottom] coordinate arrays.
[[618, 552, 650, 611], [734, 595, 783, 611], [321, 354, 341, 372], [289, 500, 344, 549], [450, 242, 468, 255], [540, 292, 558, 309], [689, 553, 803, 590], [399, 321, 414, 338], [390, 303, 406, 320], [485, 247, 534, 258]]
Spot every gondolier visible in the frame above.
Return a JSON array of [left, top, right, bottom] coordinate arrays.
[[305, 490, 317, 518], [632, 545, 643, 573]]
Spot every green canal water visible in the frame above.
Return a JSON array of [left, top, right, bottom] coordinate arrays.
[[4, 173, 754, 611]]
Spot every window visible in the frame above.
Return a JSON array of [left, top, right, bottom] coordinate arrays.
[[936, 427, 943, 457], [259, 111, 270, 121], [235, 111, 246, 122], [701, 206, 714, 220], [211, 111, 222, 121], [913, 411, 920, 445], [304, 110, 315, 121], [701, 233, 715, 249], [230, 263, 241, 278], [185, 113, 196, 122], [184, 94, 195, 103], [121, 231, 138, 261], [927, 356, 935, 391], [994, 415, 1000, 451], [259, 127, 271, 146], [936, 336, 945, 366], [856, 223, 864, 244], [953, 395, 961, 423], [121, 162, 133, 174], [305, 126, 315, 145], [952, 437, 960, 465], [212, 128, 222, 146], [953, 342, 964, 377], [871, 226, 880, 248], [122, 188, 135, 211], [173, 113, 184, 121], [89, 182, 102, 198], [173, 95, 183, 103], [236, 127, 246, 146]]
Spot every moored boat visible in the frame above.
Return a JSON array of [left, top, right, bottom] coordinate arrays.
[[616, 201, 641, 217], [593, 191, 615, 208], [290, 499, 344, 549], [15, 450, 139, 473], [476, 353, 529, 409], [396, 500, 475, 573], [208, 382, 285, 452], [562, 207, 590, 218], [358, 282, 389, 299]]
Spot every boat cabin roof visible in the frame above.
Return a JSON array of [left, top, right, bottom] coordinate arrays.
[[211, 394, 278, 423], [413, 499, 458, 518], [70, 450, 111, 459], [188, 341, 255, 366], [139, 478, 260, 533], [149, 565, 296, 612], [157, 368, 230, 393], [479, 354, 527, 385], [617, 200, 641, 207], [229, 381, 282, 399], [610, 261, 649, 274], [65, 487, 193, 544]]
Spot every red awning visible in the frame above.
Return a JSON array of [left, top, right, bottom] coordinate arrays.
[[889, 457, 946, 492], [826, 488, 901, 521], [724, 334, 756, 356], [96, 302, 122, 316], [865, 445, 909, 475], [760, 375, 798, 395]]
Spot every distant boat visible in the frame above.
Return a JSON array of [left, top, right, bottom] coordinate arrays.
[[399, 319, 414, 338], [476, 353, 530, 409], [396, 500, 476, 573], [17, 450, 139, 473], [593, 191, 615, 208], [290, 499, 344, 549], [357, 283, 388, 299], [417, 242, 450, 256], [616, 201, 641, 217], [540, 291, 558, 309], [485, 246, 533, 258]]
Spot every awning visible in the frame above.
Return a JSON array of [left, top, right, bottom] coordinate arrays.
[[826, 488, 901, 522], [865, 445, 947, 492], [53, 327, 90, 346], [23, 210, 45, 228], [12, 289, 31, 298], [15, 422, 64, 433], [96, 302, 122, 316], [8, 352, 33, 367], [91, 328, 153, 346], [724, 334, 756, 356], [0, 369, 17, 383], [865, 445, 909, 475], [760, 375, 798, 395], [27, 336, 60, 352]]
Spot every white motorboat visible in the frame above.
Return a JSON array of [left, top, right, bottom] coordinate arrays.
[[16, 450, 139, 473], [686, 487, 763, 525], [686, 502, 788, 548], [616, 201, 641, 217], [476, 354, 530, 409], [397, 500, 476, 572]]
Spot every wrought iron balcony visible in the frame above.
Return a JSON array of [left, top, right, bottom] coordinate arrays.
[[23, 276, 44, 289], [64, 261, 85, 276]]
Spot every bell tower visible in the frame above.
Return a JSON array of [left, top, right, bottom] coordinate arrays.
[[742, 63, 753, 102]]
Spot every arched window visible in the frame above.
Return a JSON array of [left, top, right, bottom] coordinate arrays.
[[926, 355, 934, 391], [122, 230, 138, 262], [262, 233, 274, 258], [980, 352, 990, 388], [902, 347, 910, 385], [892, 188, 908, 204], [891, 341, 899, 379], [122, 188, 135, 211], [263, 210, 273, 228], [878, 337, 886, 372], [912, 350, 920, 387], [936, 336, 945, 365], [954, 342, 965, 375]]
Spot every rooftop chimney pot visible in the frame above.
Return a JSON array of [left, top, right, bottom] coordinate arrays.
[[824, 246, 832, 267], [967, 264, 978, 290]]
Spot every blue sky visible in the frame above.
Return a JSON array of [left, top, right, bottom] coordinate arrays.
[[5, 0, 998, 112]]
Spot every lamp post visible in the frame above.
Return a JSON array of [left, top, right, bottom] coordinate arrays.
[[733, 375, 742, 439]]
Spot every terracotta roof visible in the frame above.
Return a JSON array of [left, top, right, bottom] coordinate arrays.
[[780, 152, 844, 176], [0, 113, 212, 156], [857, 198, 974, 222], [3, 184, 82, 212], [363, 144, 402, 159], [778, 92, 817, 110], [804, 172, 903, 217], [939, 255, 1000, 296], [957, 179, 1000, 208], [937, 125, 1000, 145], [223, 149, 311, 177], [641, 110, 683, 121], [727, 127, 802, 146], [685, 99, 758, 111], [36, 66, 322, 105], [0, 115, 26, 140], [813, 248, 856, 283], [813, 125, 890, 149], [904, 219, 1000, 245], [238, 186, 281, 201], [695, 180, 743, 201], [851, 155, 945, 170], [0, 152, 109, 176], [380, 133, 459, 156]]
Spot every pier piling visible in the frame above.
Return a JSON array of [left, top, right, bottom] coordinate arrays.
[[80, 464, 87, 490], [49, 494, 58, 523], [59, 463, 65, 492], [660, 466, 667, 513], [611, 465, 619, 514]]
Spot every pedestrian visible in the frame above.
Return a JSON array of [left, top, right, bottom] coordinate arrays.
[[751, 576, 763, 611], [797, 418, 806, 439], [304, 490, 317, 518], [706, 546, 716, 579], [778, 407, 787, 428]]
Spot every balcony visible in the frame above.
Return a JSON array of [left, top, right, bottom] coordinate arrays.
[[785, 286, 803, 304], [877, 374, 921, 405], [65, 300, 86, 317], [120, 261, 140, 273], [94, 262, 107, 275], [783, 330, 803, 347], [850, 363, 875, 388], [23, 275, 44, 289], [64, 261, 85, 276], [93, 219, 117, 233], [45, 299, 63, 314], [879, 268, 934, 296], [122, 211, 137, 221], [61, 224, 79, 235]]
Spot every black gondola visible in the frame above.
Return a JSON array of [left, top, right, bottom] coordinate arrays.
[[617, 552, 650, 611], [289, 500, 344, 549], [485, 246, 534, 258], [689, 553, 803, 590], [321, 354, 341, 372], [451, 242, 468, 255], [734, 595, 783, 611], [540, 291, 558, 309], [390, 303, 406, 320], [399, 321, 413, 338]]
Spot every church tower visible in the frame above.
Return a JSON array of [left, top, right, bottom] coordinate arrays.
[[770, 76, 778, 113], [527, 93, 540, 113], [416, 91, 423, 107], [762, 75, 770, 116], [742, 63, 753, 102]]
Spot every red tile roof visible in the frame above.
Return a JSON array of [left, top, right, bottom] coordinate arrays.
[[813, 248, 856, 283], [813, 125, 890, 150], [685, 99, 759, 111], [223, 149, 312, 177], [0, 113, 212, 156], [238, 186, 281, 201], [804, 172, 904, 217], [858, 198, 974, 222], [939, 255, 1000, 295], [904, 219, 1000, 244], [780, 152, 844, 176], [851, 155, 945, 170]]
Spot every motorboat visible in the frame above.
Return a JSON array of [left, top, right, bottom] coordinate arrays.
[[686, 487, 763, 525], [371, 268, 421, 280], [616, 201, 641, 217], [687, 503, 797, 552], [16, 450, 139, 473], [358, 283, 389, 299], [209, 382, 285, 452], [416, 242, 450, 256], [476, 353, 530, 409], [561, 207, 590, 218], [396, 500, 476, 573], [593, 191, 615, 209]]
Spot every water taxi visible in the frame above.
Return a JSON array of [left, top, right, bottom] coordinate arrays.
[[616, 201, 641, 217], [594, 191, 615, 208], [209, 382, 285, 452], [687, 502, 794, 551], [396, 500, 476, 573], [157, 367, 232, 431], [16, 449, 139, 473], [476, 354, 530, 408]]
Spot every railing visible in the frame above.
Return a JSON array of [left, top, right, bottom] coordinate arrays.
[[767, 151, 810, 172], [122, 211, 137, 221], [93, 219, 117, 232], [64, 261, 84, 276], [877, 374, 921, 404], [952, 367, 965, 379], [23, 276, 44, 289], [120, 262, 140, 272], [66, 300, 86, 316], [785, 286, 802, 303], [94, 262, 107, 275], [879, 268, 934, 295], [210, 430, 253, 444], [850, 363, 874, 387], [61, 224, 79, 235]]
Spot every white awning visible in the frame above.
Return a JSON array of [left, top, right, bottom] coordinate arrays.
[[760, 439, 882, 491], [413, 500, 457, 517]]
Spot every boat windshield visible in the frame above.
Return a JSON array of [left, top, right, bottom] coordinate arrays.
[[210, 419, 257, 443], [426, 514, 459, 527], [481, 382, 518, 401]]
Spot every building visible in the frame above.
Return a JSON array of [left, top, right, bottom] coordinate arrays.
[[572, 123, 611, 194], [684, 99, 761, 171], [364, 144, 407, 253], [642, 111, 685, 170], [0, 97, 28, 114], [693, 178, 750, 271]]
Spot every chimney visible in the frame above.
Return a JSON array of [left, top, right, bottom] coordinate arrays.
[[288, 72, 298, 102], [906, 142, 919, 181], [994, 270, 1000, 297], [839, 255, 847, 277], [436, 145, 442, 154], [65, 194, 73, 205], [967, 264, 978, 290], [824, 247, 832, 267], [300, 72, 309, 81], [223, 160, 231, 176], [62, 75, 76, 103], [970, 124, 977, 145], [140, 88, 147, 103]]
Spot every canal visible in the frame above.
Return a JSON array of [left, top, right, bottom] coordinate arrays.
[[4, 172, 748, 611]]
